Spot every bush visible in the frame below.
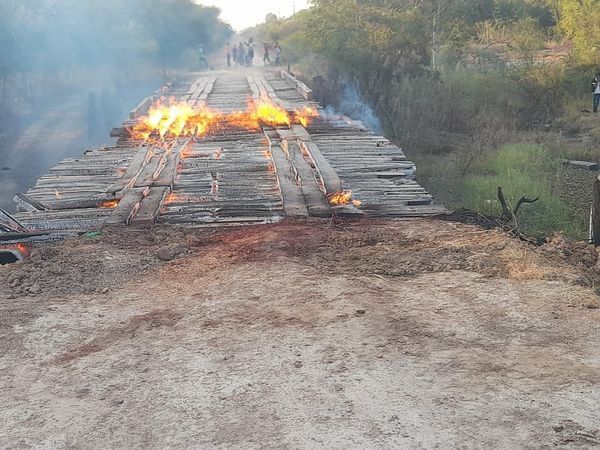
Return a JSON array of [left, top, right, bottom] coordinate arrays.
[[382, 66, 561, 154]]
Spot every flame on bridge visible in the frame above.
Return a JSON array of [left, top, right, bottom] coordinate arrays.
[[99, 199, 120, 209], [328, 191, 362, 207], [294, 106, 319, 127], [131, 97, 318, 140]]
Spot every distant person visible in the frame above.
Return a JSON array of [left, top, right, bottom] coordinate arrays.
[[263, 43, 271, 65], [248, 43, 255, 66], [274, 43, 282, 67], [238, 43, 246, 67], [226, 43, 231, 67], [232, 44, 239, 65], [593, 72, 600, 113], [198, 45, 209, 69]]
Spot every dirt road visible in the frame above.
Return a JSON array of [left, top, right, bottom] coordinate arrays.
[[1, 219, 599, 448]]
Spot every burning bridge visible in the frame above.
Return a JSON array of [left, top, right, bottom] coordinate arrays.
[[3, 69, 444, 236]]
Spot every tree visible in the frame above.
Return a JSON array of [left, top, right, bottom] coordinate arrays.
[[559, 0, 600, 64]]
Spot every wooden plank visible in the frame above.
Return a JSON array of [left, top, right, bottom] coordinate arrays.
[[269, 143, 309, 217], [198, 77, 216, 104], [280, 70, 313, 100], [31, 196, 118, 211], [14, 193, 48, 212], [153, 152, 181, 188], [14, 208, 111, 231], [107, 146, 154, 194], [131, 187, 168, 227], [133, 154, 165, 188], [247, 76, 261, 100], [10, 71, 444, 227], [254, 75, 291, 110], [104, 188, 148, 226], [282, 140, 332, 218], [291, 125, 343, 196]]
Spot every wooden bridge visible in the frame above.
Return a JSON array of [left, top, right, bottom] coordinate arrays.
[[3, 69, 444, 237]]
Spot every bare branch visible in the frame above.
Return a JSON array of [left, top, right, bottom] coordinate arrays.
[[513, 196, 539, 216]]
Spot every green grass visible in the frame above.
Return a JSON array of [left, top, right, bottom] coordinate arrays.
[[458, 144, 586, 238]]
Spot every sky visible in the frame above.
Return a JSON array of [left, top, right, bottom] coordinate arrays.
[[196, 0, 310, 31]]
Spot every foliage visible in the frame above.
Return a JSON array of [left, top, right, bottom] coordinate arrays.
[[0, 0, 233, 78], [304, 0, 429, 77], [558, 0, 600, 64]]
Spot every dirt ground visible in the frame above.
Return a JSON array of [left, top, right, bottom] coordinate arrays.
[[1, 218, 599, 448]]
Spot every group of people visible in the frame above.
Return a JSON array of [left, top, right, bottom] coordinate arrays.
[[262, 42, 282, 67], [226, 39, 282, 68], [227, 41, 255, 67]]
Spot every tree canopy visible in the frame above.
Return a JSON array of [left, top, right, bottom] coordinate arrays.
[[0, 0, 233, 77]]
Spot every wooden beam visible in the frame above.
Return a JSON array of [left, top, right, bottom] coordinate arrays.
[[107, 146, 154, 194], [14, 193, 48, 212], [269, 143, 309, 217], [104, 188, 148, 226], [291, 125, 343, 196], [286, 141, 332, 217], [130, 187, 169, 227], [280, 70, 313, 100]]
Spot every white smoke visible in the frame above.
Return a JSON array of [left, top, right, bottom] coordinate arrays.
[[332, 81, 383, 134]]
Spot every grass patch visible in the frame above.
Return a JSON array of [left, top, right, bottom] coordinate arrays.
[[458, 144, 585, 238]]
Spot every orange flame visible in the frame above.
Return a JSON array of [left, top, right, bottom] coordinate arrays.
[[15, 243, 30, 257], [99, 199, 120, 208], [253, 101, 291, 126], [294, 106, 319, 127], [226, 100, 290, 130], [165, 193, 211, 204], [165, 193, 180, 203], [327, 191, 362, 207], [131, 98, 214, 140], [130, 98, 319, 141]]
